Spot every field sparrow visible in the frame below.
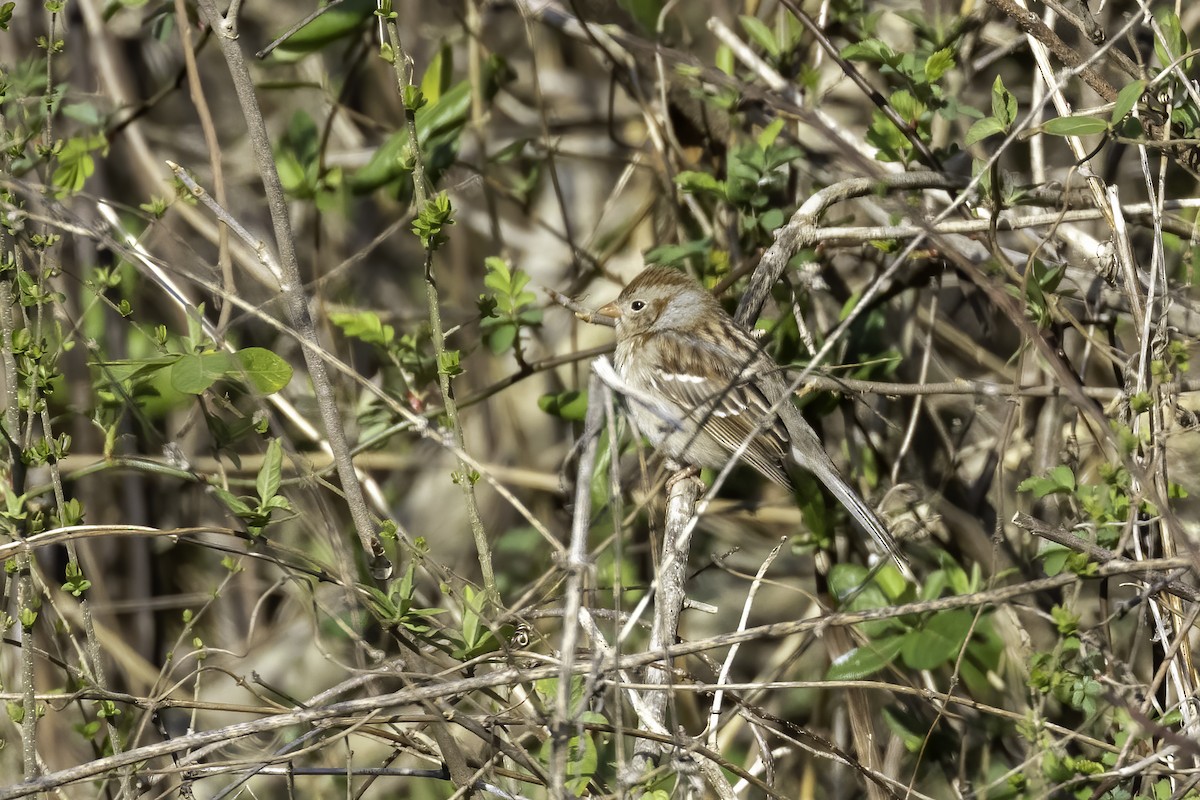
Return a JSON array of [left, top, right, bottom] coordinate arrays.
[[597, 265, 911, 577]]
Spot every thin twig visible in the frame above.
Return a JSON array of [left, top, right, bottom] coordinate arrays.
[[706, 538, 787, 749], [173, 0, 234, 332], [255, 0, 347, 59], [190, 0, 387, 577], [382, 14, 496, 603], [4, 558, 1191, 799], [1013, 512, 1198, 602], [776, 0, 943, 169], [550, 372, 604, 795]]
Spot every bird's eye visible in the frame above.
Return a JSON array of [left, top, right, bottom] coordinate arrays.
[[630, 300, 646, 312]]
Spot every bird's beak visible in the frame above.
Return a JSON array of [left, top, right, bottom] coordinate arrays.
[[576, 301, 620, 325]]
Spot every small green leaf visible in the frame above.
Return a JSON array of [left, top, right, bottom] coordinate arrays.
[[270, 0, 375, 61], [1110, 79, 1146, 124], [51, 134, 106, 197], [825, 636, 905, 680], [674, 170, 724, 196], [617, 0, 664, 32], [739, 15, 780, 57], [62, 102, 102, 126], [756, 117, 786, 151], [715, 43, 734, 75], [758, 207, 784, 233], [1042, 115, 1110, 137], [900, 609, 973, 670], [1154, 9, 1190, 69], [644, 239, 712, 266], [235, 348, 293, 394], [965, 116, 1006, 146], [438, 349, 462, 377], [882, 706, 926, 752], [170, 352, 234, 395], [842, 38, 897, 66], [1017, 464, 1076, 498], [484, 322, 516, 354], [420, 43, 453, 105], [256, 439, 284, 503], [210, 485, 253, 516], [401, 85, 426, 113], [991, 75, 1016, 127], [412, 192, 455, 250], [330, 311, 395, 347], [538, 390, 589, 421], [924, 48, 954, 82]]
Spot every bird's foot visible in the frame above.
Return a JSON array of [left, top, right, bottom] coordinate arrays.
[[665, 462, 705, 493]]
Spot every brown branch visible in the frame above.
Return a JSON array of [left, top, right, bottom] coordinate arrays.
[[985, 0, 1118, 102], [4, 558, 1191, 799], [1013, 512, 1199, 603], [190, 0, 388, 577]]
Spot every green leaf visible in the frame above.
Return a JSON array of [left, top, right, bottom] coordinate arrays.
[[94, 356, 179, 386], [401, 85, 426, 113], [739, 15, 780, 57], [1017, 464, 1076, 498], [924, 48, 954, 82], [256, 438, 284, 503], [1154, 9, 1190, 69], [350, 131, 412, 195], [536, 710, 606, 794], [484, 322, 516, 354], [1110, 80, 1146, 124], [964, 116, 1006, 146], [412, 191, 455, 250], [715, 43, 734, 76], [538, 390, 589, 421], [900, 609, 974, 670], [842, 38, 897, 66], [330, 311, 395, 347], [437, 349, 462, 378], [882, 707, 927, 752], [235, 348, 293, 394], [479, 257, 541, 355], [825, 635, 904, 680], [1042, 115, 1110, 137], [349, 60, 509, 196], [52, 134, 105, 197], [991, 75, 1016, 127], [270, 0, 376, 61], [62, 102, 102, 126], [420, 43, 452, 105], [169, 351, 234, 395], [210, 485, 254, 516], [674, 170, 724, 196], [0, 3, 15, 31], [756, 117, 786, 151]]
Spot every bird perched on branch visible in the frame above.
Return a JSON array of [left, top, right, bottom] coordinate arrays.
[[594, 264, 911, 578]]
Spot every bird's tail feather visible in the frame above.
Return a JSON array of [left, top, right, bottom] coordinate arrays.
[[808, 457, 913, 580]]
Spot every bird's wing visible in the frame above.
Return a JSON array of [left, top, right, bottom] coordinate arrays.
[[645, 329, 792, 485]]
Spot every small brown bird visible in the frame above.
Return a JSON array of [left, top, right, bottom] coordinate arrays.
[[598, 265, 911, 577]]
